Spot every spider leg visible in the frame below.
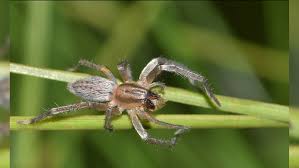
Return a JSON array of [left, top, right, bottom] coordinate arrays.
[[70, 59, 117, 83], [127, 110, 177, 147], [139, 57, 221, 106], [117, 60, 133, 82], [137, 111, 190, 139], [104, 105, 120, 132], [18, 102, 106, 125], [149, 82, 165, 92]]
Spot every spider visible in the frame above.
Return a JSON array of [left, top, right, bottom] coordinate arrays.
[[18, 57, 221, 147]]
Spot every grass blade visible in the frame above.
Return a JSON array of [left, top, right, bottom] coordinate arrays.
[[10, 115, 287, 130]]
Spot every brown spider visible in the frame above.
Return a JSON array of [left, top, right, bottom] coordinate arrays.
[[18, 57, 221, 147]]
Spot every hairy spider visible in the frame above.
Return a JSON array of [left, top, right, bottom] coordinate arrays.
[[18, 57, 221, 147]]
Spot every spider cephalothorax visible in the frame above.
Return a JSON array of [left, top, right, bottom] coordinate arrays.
[[18, 57, 220, 147]]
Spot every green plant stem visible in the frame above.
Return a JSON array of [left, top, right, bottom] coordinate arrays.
[[10, 63, 89, 83], [0, 61, 9, 78], [11, 63, 289, 123], [165, 87, 288, 122], [290, 108, 299, 139], [10, 115, 287, 130], [290, 145, 299, 168], [0, 149, 9, 168]]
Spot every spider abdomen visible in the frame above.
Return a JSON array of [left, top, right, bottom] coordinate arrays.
[[67, 76, 116, 102]]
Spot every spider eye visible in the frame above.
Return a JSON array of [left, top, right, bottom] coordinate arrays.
[[145, 99, 155, 111]]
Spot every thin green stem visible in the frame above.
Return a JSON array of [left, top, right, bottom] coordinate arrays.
[[10, 115, 287, 130], [290, 108, 299, 139], [0, 149, 9, 168], [10, 63, 89, 83], [165, 87, 289, 122], [290, 145, 299, 168], [11, 63, 289, 123], [0, 62, 9, 78]]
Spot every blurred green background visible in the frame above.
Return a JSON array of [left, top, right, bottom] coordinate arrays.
[[10, 1, 288, 168], [0, 1, 9, 168]]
